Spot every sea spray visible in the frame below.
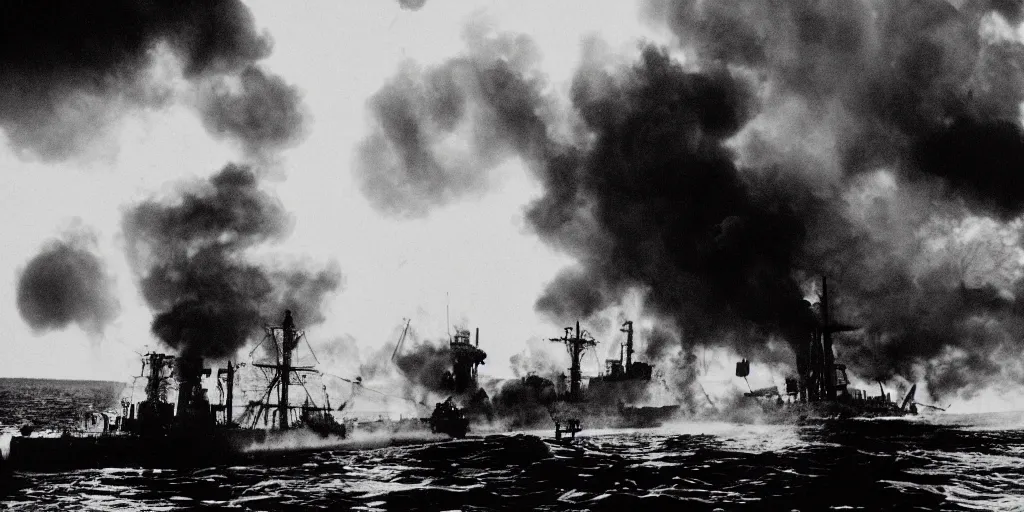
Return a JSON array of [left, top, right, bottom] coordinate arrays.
[[243, 428, 448, 453]]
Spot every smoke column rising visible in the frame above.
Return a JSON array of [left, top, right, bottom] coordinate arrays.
[[358, 3, 1024, 402], [123, 164, 342, 361]]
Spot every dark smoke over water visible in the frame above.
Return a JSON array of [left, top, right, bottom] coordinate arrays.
[[123, 164, 341, 361], [16, 228, 119, 336], [393, 342, 452, 395], [358, 2, 1024, 401], [634, 0, 1024, 399], [0, 0, 303, 160]]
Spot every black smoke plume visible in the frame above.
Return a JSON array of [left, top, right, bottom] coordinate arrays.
[[123, 164, 341, 360], [393, 342, 452, 395], [643, 0, 1024, 218], [634, 0, 1024, 398], [530, 47, 816, 356], [0, 0, 303, 160], [16, 228, 119, 336], [359, 2, 1024, 401], [491, 375, 558, 428]]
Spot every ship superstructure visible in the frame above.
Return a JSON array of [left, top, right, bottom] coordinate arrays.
[[240, 311, 345, 435], [588, 321, 654, 387], [549, 321, 597, 402], [546, 320, 679, 429], [7, 310, 345, 471], [443, 328, 487, 394], [736, 277, 918, 420]]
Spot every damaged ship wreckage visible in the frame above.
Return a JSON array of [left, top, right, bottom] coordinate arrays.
[[7, 311, 348, 471], [735, 277, 930, 422], [390, 317, 680, 440], [4, 276, 942, 472]]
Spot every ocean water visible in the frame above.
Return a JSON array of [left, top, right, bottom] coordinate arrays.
[[1, 379, 1023, 511]]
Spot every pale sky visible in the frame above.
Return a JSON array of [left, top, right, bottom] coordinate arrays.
[[2, 0, 1024, 416], [0, 0, 649, 383]]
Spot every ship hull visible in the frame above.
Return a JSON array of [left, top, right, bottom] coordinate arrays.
[[7, 429, 269, 471], [733, 399, 915, 424]]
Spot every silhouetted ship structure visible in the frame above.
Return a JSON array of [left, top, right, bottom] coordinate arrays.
[[736, 277, 919, 422], [547, 320, 680, 430], [7, 311, 346, 471], [430, 397, 469, 438], [430, 327, 486, 438]]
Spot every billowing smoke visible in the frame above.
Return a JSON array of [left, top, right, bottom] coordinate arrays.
[[354, 22, 552, 217], [492, 375, 558, 428], [633, 0, 1024, 398], [531, 45, 816, 364], [393, 341, 452, 394], [16, 228, 119, 336], [358, 2, 1024, 402], [642, 0, 1024, 211], [123, 164, 341, 361], [0, 0, 303, 160], [198, 66, 306, 157], [509, 337, 565, 379]]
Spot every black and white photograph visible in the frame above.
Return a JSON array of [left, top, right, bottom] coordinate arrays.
[[1, 0, 1024, 510]]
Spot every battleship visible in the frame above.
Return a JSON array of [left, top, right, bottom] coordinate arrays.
[[6, 310, 346, 471], [545, 320, 680, 430], [735, 277, 921, 422]]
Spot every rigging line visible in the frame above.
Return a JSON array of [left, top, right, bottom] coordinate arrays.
[[321, 373, 427, 406], [301, 332, 320, 365], [248, 329, 273, 360]]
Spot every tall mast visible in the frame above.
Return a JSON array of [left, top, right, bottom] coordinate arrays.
[[217, 362, 236, 425], [252, 311, 320, 429], [621, 321, 634, 371], [144, 353, 166, 403], [280, 310, 296, 430], [550, 320, 597, 402]]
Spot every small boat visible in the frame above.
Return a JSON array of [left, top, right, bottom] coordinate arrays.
[[429, 397, 469, 439]]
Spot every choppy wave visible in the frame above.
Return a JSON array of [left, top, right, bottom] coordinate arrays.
[[2, 381, 1024, 510], [2, 417, 1024, 510]]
